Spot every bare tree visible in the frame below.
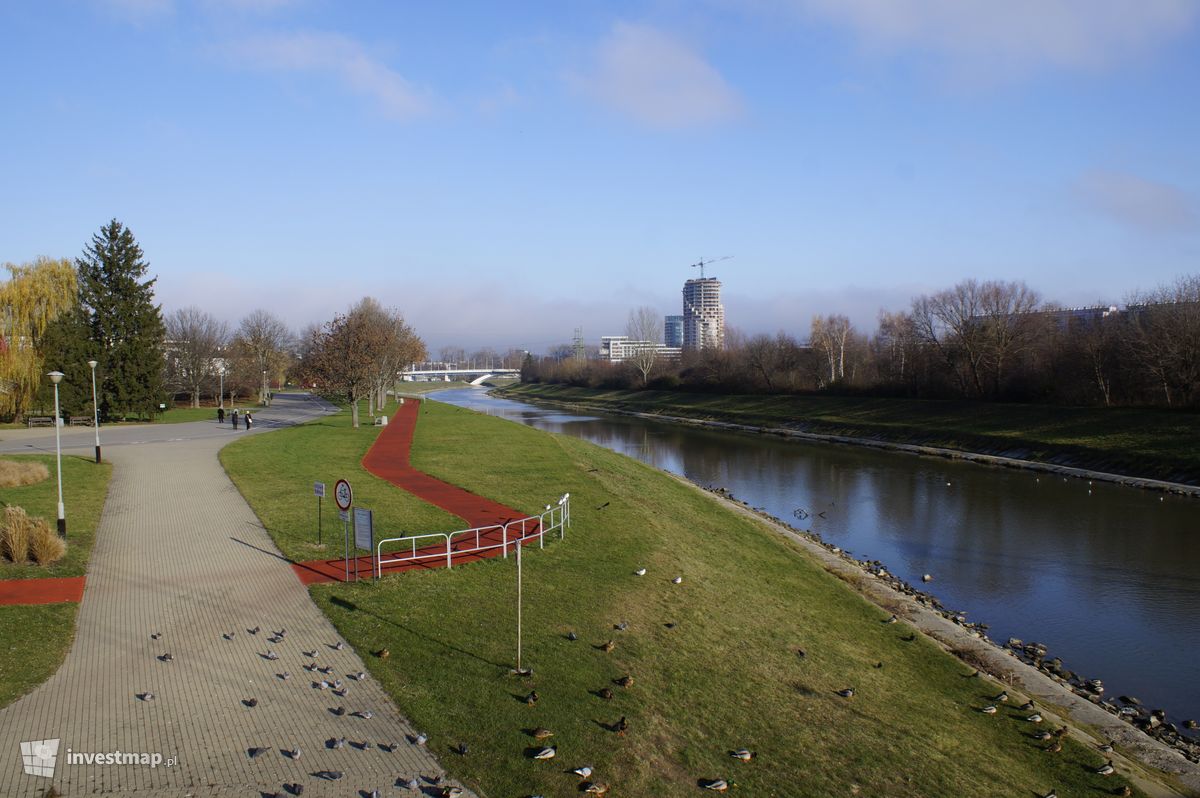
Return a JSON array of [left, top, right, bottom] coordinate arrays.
[[234, 309, 294, 404], [978, 280, 1042, 395], [1123, 275, 1200, 406], [626, 306, 662, 387], [810, 314, 852, 385], [164, 307, 228, 407]]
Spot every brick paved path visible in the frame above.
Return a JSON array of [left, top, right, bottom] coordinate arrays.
[[0, 396, 465, 797]]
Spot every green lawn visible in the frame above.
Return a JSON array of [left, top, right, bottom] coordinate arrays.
[[219, 400, 463, 562], [0, 603, 78, 707], [500, 383, 1200, 486], [155, 404, 259, 424], [0, 454, 112, 579], [226, 399, 1145, 797]]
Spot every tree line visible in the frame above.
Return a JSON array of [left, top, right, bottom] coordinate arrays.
[[2, 220, 426, 424], [522, 276, 1200, 409]]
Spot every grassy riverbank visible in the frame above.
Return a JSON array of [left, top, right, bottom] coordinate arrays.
[[224, 399, 1146, 797], [498, 383, 1200, 486]]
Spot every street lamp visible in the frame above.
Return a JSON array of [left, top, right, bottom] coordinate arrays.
[[47, 371, 66, 538], [87, 360, 101, 464], [218, 366, 225, 410], [262, 369, 268, 406]]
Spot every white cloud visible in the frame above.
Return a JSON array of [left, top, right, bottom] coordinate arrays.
[[225, 31, 429, 119], [796, 0, 1197, 76], [573, 22, 742, 128], [1074, 169, 1197, 233]]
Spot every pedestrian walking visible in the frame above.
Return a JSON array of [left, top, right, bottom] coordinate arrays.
[[244, 411, 253, 430], [231, 409, 239, 430], [217, 407, 225, 424]]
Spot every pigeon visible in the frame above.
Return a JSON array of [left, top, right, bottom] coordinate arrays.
[[356, 740, 374, 750], [247, 746, 270, 759], [600, 640, 616, 653], [314, 770, 343, 781], [158, 653, 174, 663], [328, 737, 346, 749], [334, 641, 345, 651], [279, 672, 291, 681], [333, 678, 345, 689], [243, 698, 258, 708], [150, 632, 162, 640], [316, 681, 330, 690], [525, 690, 539, 705], [222, 632, 234, 640], [283, 783, 303, 796], [532, 745, 556, 760], [304, 650, 318, 659], [614, 621, 629, 632], [566, 631, 578, 641], [572, 765, 594, 778], [319, 666, 334, 675], [402, 776, 420, 790], [284, 747, 300, 760], [304, 662, 317, 672], [837, 688, 855, 698], [672, 576, 683, 584], [354, 710, 374, 719], [730, 749, 756, 762], [332, 706, 346, 716], [634, 568, 646, 576], [333, 688, 348, 697], [248, 626, 260, 635], [353, 671, 367, 681], [415, 733, 428, 746], [138, 692, 155, 701], [368, 790, 381, 798], [456, 742, 468, 756], [273, 629, 287, 638], [265, 650, 279, 661], [380, 742, 397, 752]]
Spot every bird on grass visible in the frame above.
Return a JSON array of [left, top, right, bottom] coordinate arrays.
[[572, 765, 594, 778], [730, 749, 756, 762], [374, 648, 390, 659], [598, 687, 615, 700], [1096, 760, 1115, 776], [616, 675, 634, 688], [837, 688, 855, 698], [533, 745, 557, 760], [1038, 790, 1057, 798], [700, 778, 734, 792], [601, 640, 616, 653], [581, 782, 610, 795], [979, 705, 998, 715], [596, 502, 610, 510], [455, 742, 468, 756], [441, 787, 464, 798], [901, 634, 916, 642], [525, 690, 539, 705], [993, 691, 1009, 703], [531, 728, 554, 740], [567, 631, 579, 641], [614, 717, 629, 736], [634, 568, 646, 576], [1053, 726, 1069, 738], [1019, 700, 1036, 711], [1114, 786, 1132, 796], [614, 621, 629, 632], [415, 732, 428, 746], [1045, 740, 1062, 754], [1035, 731, 1053, 741], [672, 576, 683, 584], [1026, 713, 1044, 724], [883, 615, 898, 624]]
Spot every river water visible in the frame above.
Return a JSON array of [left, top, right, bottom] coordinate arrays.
[[431, 387, 1200, 727]]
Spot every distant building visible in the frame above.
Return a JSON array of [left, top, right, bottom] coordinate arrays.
[[600, 336, 682, 363], [664, 315, 684, 348], [682, 278, 724, 350]]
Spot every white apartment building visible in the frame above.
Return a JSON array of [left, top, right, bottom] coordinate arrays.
[[599, 336, 682, 363], [683, 277, 724, 350]]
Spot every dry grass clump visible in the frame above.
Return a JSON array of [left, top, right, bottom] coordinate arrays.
[[2, 506, 66, 565], [0, 459, 50, 488]]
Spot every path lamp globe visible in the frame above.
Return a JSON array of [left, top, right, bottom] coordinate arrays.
[[47, 371, 67, 538], [87, 359, 101, 463], [262, 369, 268, 406]]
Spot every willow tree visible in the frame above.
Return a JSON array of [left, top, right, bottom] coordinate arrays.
[[0, 257, 77, 421]]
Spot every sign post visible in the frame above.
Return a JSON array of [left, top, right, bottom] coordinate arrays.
[[313, 482, 325, 545], [334, 479, 353, 582], [353, 507, 374, 582]]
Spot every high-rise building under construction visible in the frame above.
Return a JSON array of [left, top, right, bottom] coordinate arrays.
[[682, 277, 724, 350]]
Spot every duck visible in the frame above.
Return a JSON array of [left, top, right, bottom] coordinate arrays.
[[531, 728, 554, 740], [567, 631, 579, 641], [374, 648, 390, 659], [525, 690, 539, 706], [1098, 742, 1113, 754], [979, 705, 998, 715], [1019, 700, 1035, 711], [837, 688, 855, 698], [616, 675, 634, 688], [1026, 714, 1044, 724], [601, 640, 617, 653], [1034, 731, 1053, 741], [598, 687, 615, 700], [993, 691, 1009, 703], [581, 783, 610, 796], [615, 716, 629, 736], [730, 749, 756, 762], [441, 788, 464, 798], [533, 745, 557, 760], [1045, 740, 1062, 753], [883, 615, 898, 624], [700, 778, 733, 792], [1038, 791, 1057, 798], [1096, 760, 1115, 776]]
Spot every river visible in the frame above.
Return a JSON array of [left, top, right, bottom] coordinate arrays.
[[430, 386, 1200, 728]]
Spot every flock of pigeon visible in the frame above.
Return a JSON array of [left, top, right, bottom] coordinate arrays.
[[144, 625, 462, 797]]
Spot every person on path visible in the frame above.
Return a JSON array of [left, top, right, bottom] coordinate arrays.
[[217, 407, 225, 424], [231, 409, 239, 430], [244, 411, 253, 430]]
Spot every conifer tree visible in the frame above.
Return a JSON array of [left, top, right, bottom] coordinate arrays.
[[74, 220, 166, 420]]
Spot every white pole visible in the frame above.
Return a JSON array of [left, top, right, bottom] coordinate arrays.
[[219, 368, 225, 410], [48, 371, 66, 538], [516, 539, 523, 673], [88, 360, 100, 463]]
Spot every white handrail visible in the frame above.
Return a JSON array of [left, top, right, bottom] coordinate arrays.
[[374, 495, 570, 578]]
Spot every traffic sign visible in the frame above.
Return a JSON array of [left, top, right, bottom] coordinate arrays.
[[334, 479, 352, 511], [314, 481, 326, 498]]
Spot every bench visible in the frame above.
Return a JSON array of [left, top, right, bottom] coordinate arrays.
[[25, 416, 53, 428], [69, 417, 94, 426]]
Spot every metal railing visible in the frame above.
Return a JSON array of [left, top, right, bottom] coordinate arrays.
[[375, 494, 570, 578]]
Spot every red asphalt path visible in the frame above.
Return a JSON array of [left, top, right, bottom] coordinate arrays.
[[292, 399, 536, 585], [0, 576, 85, 606]]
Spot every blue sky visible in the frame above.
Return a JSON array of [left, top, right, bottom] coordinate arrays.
[[2, 1, 1198, 353]]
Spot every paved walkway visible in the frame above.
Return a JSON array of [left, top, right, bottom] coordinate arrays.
[[293, 399, 537, 585], [0, 395, 464, 797]]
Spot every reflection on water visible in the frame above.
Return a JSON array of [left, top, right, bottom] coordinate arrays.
[[434, 387, 1200, 723]]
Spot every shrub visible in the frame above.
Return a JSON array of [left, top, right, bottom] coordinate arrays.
[[2, 506, 33, 563], [29, 518, 66, 565], [0, 459, 50, 488]]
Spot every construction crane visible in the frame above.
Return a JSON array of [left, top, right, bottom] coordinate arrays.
[[690, 255, 733, 279]]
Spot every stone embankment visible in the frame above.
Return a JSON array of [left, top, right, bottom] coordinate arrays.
[[705, 483, 1200, 797]]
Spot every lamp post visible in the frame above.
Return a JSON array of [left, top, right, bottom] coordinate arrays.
[[218, 366, 225, 410], [47, 371, 66, 538], [87, 360, 101, 464], [262, 369, 267, 406]]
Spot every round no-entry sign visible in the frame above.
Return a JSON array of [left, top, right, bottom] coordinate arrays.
[[334, 479, 353, 511]]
